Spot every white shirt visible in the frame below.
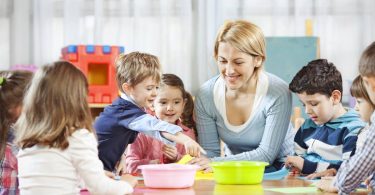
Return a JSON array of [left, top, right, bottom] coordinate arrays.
[[17, 129, 133, 195], [213, 71, 269, 132]]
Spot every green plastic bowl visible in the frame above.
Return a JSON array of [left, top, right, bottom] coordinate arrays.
[[211, 161, 269, 185]]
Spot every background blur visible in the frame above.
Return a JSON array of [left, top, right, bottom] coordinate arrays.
[[0, 0, 374, 94]]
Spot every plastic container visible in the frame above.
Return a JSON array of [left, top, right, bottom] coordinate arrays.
[[211, 161, 269, 185], [138, 164, 199, 188]]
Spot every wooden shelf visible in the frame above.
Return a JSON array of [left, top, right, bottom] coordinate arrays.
[[89, 103, 110, 108]]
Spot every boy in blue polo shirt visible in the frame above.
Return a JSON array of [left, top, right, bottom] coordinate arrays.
[[94, 52, 204, 171]]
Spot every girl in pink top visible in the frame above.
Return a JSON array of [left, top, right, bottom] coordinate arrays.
[[125, 74, 196, 174]]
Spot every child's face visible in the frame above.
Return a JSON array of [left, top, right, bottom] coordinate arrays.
[[126, 76, 159, 108], [297, 92, 339, 125], [153, 85, 185, 124], [362, 76, 375, 105], [354, 97, 374, 122]]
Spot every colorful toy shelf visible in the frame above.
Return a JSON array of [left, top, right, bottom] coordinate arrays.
[[61, 45, 124, 104]]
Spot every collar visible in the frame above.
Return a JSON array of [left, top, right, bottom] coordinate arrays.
[[120, 92, 144, 110]]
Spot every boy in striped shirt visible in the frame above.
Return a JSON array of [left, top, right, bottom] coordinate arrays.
[[285, 59, 365, 176]]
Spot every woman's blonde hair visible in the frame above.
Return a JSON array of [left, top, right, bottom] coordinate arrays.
[[214, 20, 266, 72], [115, 52, 161, 93], [15, 61, 93, 150]]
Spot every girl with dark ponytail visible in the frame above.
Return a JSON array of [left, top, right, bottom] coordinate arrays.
[[0, 70, 33, 195]]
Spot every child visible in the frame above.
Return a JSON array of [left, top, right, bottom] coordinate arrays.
[[332, 42, 375, 194], [0, 70, 32, 195], [15, 61, 137, 194], [125, 74, 196, 173], [286, 59, 365, 175], [350, 75, 375, 150], [94, 52, 203, 172], [315, 75, 375, 192], [309, 75, 375, 180]]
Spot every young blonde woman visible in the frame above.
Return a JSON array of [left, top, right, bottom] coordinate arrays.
[[190, 20, 294, 172], [15, 61, 137, 194]]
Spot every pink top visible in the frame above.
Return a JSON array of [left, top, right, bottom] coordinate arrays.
[[125, 120, 196, 174]]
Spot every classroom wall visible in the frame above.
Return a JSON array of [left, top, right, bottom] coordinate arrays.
[[1, 0, 374, 95]]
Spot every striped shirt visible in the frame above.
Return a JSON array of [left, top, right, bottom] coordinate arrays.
[[294, 109, 364, 174], [334, 112, 375, 194]]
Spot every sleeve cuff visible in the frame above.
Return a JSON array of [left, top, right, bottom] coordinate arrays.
[[302, 159, 317, 174]]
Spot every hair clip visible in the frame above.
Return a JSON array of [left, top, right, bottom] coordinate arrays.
[[0, 77, 4, 86]]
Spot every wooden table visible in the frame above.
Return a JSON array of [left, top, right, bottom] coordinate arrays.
[[132, 176, 368, 195]]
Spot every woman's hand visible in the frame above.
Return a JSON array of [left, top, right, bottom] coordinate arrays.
[[315, 176, 338, 193], [188, 156, 213, 173], [285, 156, 304, 171], [306, 168, 337, 179], [162, 144, 178, 161], [121, 174, 138, 187]]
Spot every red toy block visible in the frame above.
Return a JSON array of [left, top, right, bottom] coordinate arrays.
[[61, 45, 124, 104]]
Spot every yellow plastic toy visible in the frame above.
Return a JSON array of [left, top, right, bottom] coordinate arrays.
[[177, 154, 194, 164], [177, 155, 214, 180]]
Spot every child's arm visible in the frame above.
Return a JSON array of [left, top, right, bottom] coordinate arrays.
[[301, 127, 359, 174], [164, 128, 197, 163], [70, 130, 134, 194], [294, 126, 308, 156], [334, 127, 375, 194], [161, 131, 205, 157], [125, 114, 182, 144]]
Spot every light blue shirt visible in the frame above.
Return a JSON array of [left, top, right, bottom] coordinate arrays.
[[195, 72, 294, 164], [121, 93, 181, 145]]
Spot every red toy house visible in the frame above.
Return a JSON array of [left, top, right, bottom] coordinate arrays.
[[61, 45, 124, 104]]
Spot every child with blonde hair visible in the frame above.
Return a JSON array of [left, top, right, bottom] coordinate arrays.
[[94, 52, 204, 172], [125, 74, 196, 173], [0, 70, 32, 195], [15, 61, 137, 194]]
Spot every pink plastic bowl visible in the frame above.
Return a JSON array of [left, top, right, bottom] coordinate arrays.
[[138, 164, 198, 188]]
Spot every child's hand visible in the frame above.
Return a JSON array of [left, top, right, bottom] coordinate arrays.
[[104, 170, 115, 179], [149, 159, 160, 164], [285, 156, 304, 171], [188, 156, 213, 173], [115, 155, 126, 176], [364, 175, 372, 191], [160, 132, 206, 157], [306, 168, 337, 179], [121, 174, 138, 187], [288, 167, 300, 176], [184, 139, 206, 157], [316, 176, 338, 193], [162, 144, 178, 161]]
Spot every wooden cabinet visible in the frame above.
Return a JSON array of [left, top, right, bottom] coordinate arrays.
[[89, 103, 108, 119]]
